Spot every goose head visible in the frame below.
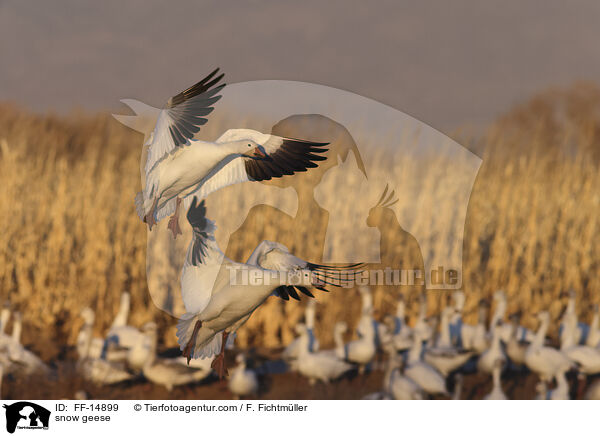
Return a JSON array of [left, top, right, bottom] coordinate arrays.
[[234, 353, 248, 371], [225, 139, 271, 161]]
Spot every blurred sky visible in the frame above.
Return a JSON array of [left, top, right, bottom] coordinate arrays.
[[1, 0, 599, 132]]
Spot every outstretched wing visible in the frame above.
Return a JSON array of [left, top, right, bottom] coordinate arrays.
[[184, 131, 329, 203], [180, 198, 228, 314], [244, 136, 328, 181], [145, 68, 225, 174]]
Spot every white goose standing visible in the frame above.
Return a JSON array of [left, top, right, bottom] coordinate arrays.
[[128, 68, 329, 237], [141, 323, 210, 391], [505, 313, 530, 367], [388, 295, 412, 351], [337, 310, 377, 374], [294, 323, 353, 384], [404, 331, 448, 397], [282, 300, 320, 361], [478, 320, 506, 374], [559, 290, 587, 346], [424, 307, 475, 377], [483, 359, 508, 400], [228, 354, 259, 399], [177, 199, 361, 378], [78, 323, 136, 385], [105, 292, 144, 350], [1, 312, 49, 375], [524, 311, 573, 382]]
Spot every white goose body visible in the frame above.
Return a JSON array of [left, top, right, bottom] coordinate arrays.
[[413, 295, 433, 343], [404, 333, 448, 397], [105, 293, 144, 350], [561, 316, 600, 374], [548, 371, 570, 400], [340, 312, 377, 372], [424, 307, 474, 376], [141, 323, 210, 391], [478, 322, 506, 374], [460, 302, 489, 353], [283, 300, 320, 361], [389, 368, 424, 400], [295, 324, 353, 384], [1, 312, 49, 375], [483, 359, 507, 400], [525, 311, 573, 382], [506, 318, 529, 366], [559, 290, 586, 346], [389, 297, 413, 351], [78, 320, 136, 385], [80, 358, 135, 385]]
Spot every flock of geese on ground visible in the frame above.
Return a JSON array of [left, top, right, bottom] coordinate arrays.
[[1, 287, 600, 400]]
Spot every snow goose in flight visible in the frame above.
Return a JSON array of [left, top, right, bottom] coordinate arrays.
[[132, 68, 329, 237], [177, 199, 362, 378], [228, 354, 259, 399]]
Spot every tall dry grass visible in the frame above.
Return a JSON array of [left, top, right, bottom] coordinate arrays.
[[0, 83, 598, 355]]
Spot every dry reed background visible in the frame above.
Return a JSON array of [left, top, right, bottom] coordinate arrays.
[[0, 82, 598, 359]]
